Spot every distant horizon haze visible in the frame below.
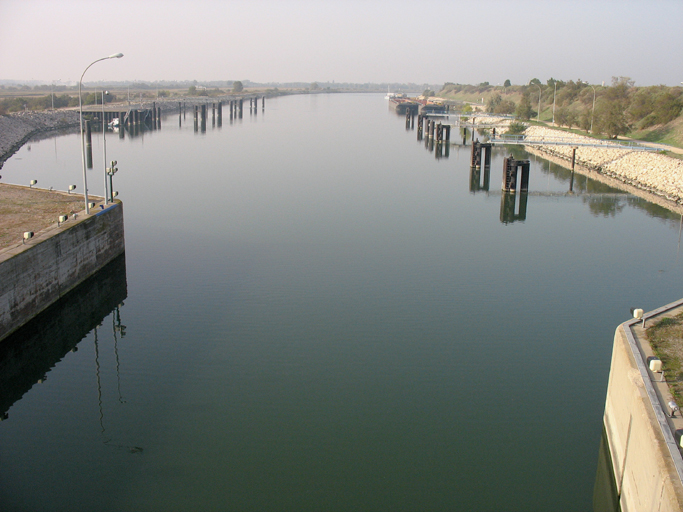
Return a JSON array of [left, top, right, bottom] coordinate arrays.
[[1, 0, 681, 87]]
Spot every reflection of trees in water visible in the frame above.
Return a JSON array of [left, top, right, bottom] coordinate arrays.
[[535, 154, 620, 193], [627, 197, 679, 222], [583, 196, 625, 217], [530, 151, 681, 224]]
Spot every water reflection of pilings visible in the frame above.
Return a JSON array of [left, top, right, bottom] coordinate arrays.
[[0, 254, 127, 421], [405, 110, 415, 131], [470, 165, 491, 193], [500, 191, 528, 224]]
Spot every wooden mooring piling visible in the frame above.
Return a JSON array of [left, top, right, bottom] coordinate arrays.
[[502, 157, 530, 193], [470, 141, 492, 169]]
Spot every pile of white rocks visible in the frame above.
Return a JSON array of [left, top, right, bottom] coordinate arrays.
[[0, 110, 79, 167], [514, 125, 683, 205], [473, 116, 513, 128]]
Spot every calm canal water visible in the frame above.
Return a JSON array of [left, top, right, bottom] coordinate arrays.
[[1, 93, 682, 511]]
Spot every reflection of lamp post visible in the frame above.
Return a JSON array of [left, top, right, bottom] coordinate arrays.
[[79, 53, 123, 214], [528, 81, 542, 122], [582, 81, 596, 133]]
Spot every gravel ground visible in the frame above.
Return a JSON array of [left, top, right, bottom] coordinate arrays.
[[0, 184, 85, 250]]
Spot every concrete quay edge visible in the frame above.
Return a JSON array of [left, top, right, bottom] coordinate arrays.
[[0, 198, 125, 343], [622, 297, 683, 486]]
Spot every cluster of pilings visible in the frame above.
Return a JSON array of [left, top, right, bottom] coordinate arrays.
[[191, 102, 225, 132], [416, 115, 451, 143], [179, 96, 267, 132], [87, 105, 161, 132]]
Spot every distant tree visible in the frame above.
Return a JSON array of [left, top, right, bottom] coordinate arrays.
[[486, 93, 502, 113], [628, 87, 656, 123], [479, 81, 490, 87], [516, 93, 533, 120], [507, 121, 526, 135], [503, 79, 511, 88], [494, 99, 516, 115], [423, 89, 435, 97], [188, 85, 197, 96], [593, 76, 634, 138], [232, 81, 243, 93], [529, 78, 541, 86], [310, 82, 320, 91], [579, 108, 591, 132], [641, 89, 683, 128]]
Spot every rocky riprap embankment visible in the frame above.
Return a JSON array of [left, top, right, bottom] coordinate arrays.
[[521, 126, 683, 205], [471, 119, 683, 206], [0, 110, 80, 168]]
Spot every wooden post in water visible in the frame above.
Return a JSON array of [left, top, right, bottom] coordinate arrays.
[[157, 107, 161, 129], [502, 157, 530, 192], [262, 96, 265, 110], [571, 147, 577, 172], [194, 106, 198, 132], [254, 97, 257, 116], [217, 101, 222, 127]]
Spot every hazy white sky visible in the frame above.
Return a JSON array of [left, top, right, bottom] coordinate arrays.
[[1, 0, 681, 86]]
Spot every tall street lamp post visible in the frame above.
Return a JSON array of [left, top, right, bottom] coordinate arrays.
[[552, 82, 557, 125], [529, 81, 542, 122], [102, 90, 109, 205], [79, 53, 123, 214], [582, 81, 596, 133]]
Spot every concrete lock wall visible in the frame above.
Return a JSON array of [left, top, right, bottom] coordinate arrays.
[[603, 323, 683, 512], [0, 202, 125, 342]]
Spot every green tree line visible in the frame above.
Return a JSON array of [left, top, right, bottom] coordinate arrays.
[[441, 78, 683, 139]]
